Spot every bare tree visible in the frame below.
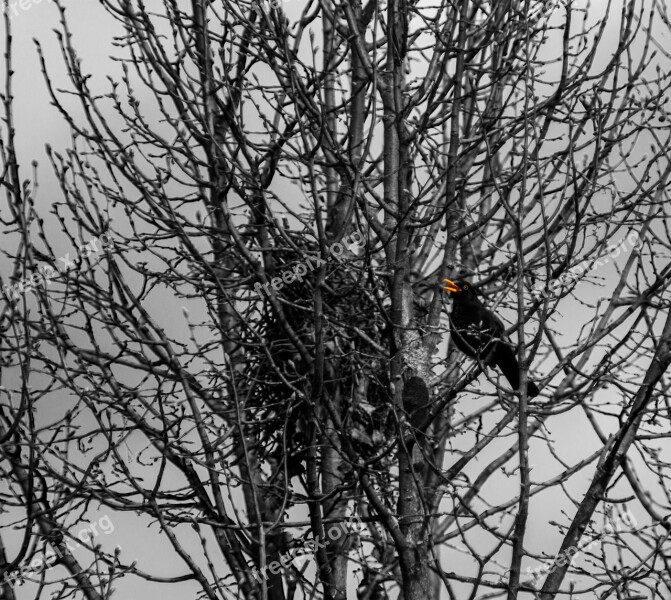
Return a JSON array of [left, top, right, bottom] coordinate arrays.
[[2, 0, 671, 599]]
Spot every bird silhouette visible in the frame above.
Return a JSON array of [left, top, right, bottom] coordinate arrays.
[[443, 278, 540, 398]]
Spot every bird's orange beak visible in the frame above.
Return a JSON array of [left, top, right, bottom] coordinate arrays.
[[442, 279, 461, 293]]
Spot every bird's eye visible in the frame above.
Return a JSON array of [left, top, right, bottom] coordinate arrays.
[[463, 284, 469, 290]]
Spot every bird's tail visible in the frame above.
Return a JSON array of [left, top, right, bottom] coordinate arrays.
[[492, 342, 540, 398]]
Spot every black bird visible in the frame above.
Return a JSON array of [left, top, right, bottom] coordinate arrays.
[[443, 278, 540, 398]]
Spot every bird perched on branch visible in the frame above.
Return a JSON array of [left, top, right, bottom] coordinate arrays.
[[443, 278, 540, 398]]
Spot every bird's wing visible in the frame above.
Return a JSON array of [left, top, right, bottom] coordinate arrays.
[[481, 307, 506, 338]]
